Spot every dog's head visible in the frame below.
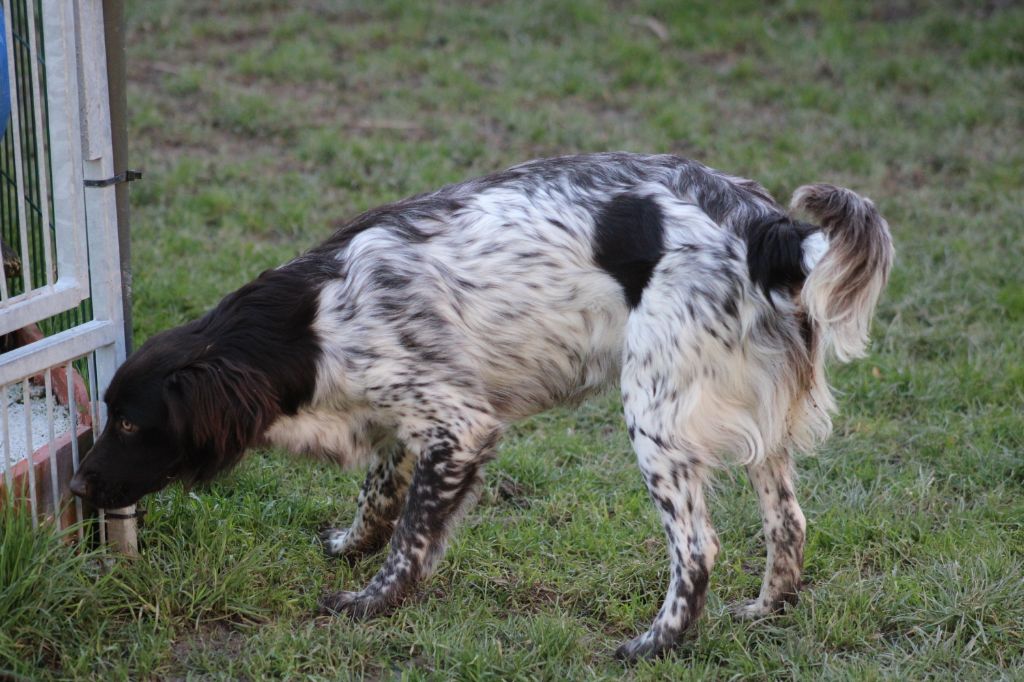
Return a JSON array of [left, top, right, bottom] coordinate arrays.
[[69, 324, 279, 509]]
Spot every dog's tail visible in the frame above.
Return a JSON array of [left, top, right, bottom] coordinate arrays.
[[792, 184, 893, 362]]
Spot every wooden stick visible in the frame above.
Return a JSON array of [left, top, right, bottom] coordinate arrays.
[[104, 505, 138, 555]]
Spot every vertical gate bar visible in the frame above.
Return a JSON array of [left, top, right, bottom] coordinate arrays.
[[42, 0, 89, 298], [21, 377, 36, 527], [14, 0, 39, 291], [87, 352, 106, 544], [2, 0, 32, 296], [1, 383, 11, 492], [66, 360, 83, 534], [86, 352, 99, 440], [0, 235, 8, 299], [3, 127, 15, 294], [79, 0, 127, 412], [2, 127, 16, 300], [0, 80, 8, 298], [44, 366, 59, 529], [102, 0, 131, 353], [79, 0, 126, 369], [25, 0, 53, 287]]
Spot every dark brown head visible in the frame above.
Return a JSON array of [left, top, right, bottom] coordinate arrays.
[[68, 262, 329, 508], [68, 323, 280, 509]]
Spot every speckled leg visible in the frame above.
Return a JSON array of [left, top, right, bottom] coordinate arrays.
[[732, 452, 805, 619], [615, 433, 719, 662], [320, 414, 499, 619], [321, 442, 415, 560]]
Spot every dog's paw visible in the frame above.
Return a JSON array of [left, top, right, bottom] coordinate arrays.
[[319, 526, 389, 562], [613, 629, 676, 663], [729, 598, 772, 620], [318, 590, 392, 620], [319, 527, 351, 558], [729, 593, 796, 620]]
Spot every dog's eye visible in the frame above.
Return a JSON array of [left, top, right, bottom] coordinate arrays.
[[118, 417, 138, 434]]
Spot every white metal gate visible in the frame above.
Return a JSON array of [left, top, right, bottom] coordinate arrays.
[[0, 1, 132, 548]]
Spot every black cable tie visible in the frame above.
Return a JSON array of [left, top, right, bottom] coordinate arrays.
[[85, 169, 143, 188]]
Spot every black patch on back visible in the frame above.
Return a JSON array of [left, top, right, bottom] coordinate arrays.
[[593, 194, 666, 308], [744, 214, 819, 297]]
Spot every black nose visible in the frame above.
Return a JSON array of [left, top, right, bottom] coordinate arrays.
[[69, 472, 90, 499]]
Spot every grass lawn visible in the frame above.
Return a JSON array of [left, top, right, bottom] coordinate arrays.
[[3, 0, 1023, 679]]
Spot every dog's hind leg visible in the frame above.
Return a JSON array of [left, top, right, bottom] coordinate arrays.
[[732, 451, 806, 618], [615, 324, 725, 658], [320, 406, 499, 619], [321, 441, 415, 560], [615, 432, 718, 661], [611, 214, 754, 660]]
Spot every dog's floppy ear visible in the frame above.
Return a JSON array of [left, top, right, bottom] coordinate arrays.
[[164, 358, 279, 482]]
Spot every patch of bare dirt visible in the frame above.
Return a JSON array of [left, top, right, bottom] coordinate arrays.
[[167, 622, 247, 681]]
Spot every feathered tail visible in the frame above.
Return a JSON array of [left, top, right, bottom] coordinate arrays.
[[792, 184, 894, 362]]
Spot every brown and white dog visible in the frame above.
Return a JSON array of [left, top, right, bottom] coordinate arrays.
[[70, 153, 892, 659]]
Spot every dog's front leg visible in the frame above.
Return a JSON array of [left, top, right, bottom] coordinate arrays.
[[319, 414, 499, 619], [321, 441, 415, 561]]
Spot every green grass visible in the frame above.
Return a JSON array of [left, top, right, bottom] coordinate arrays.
[[3, 0, 1023, 678]]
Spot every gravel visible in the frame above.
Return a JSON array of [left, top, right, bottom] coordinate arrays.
[[1, 382, 73, 472]]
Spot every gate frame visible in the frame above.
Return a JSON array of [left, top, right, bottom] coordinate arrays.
[[0, 0, 136, 552]]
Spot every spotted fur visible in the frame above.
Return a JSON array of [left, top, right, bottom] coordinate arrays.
[[70, 153, 893, 660]]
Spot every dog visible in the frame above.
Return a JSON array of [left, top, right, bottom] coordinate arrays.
[[70, 153, 892, 660]]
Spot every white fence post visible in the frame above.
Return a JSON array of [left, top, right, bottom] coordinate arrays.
[[78, 0, 135, 554]]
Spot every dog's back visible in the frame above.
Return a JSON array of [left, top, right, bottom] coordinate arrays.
[[308, 153, 889, 444]]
